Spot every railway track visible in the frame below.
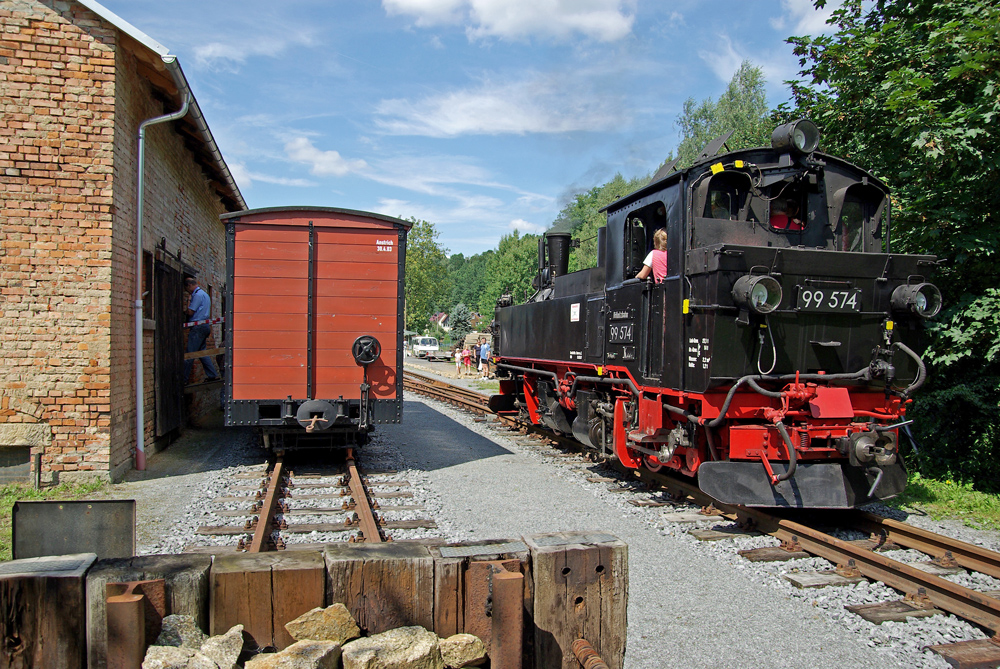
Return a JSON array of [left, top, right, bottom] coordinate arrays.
[[404, 369, 1000, 666], [188, 448, 437, 552]]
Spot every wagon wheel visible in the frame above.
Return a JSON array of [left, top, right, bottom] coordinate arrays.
[[352, 335, 381, 366]]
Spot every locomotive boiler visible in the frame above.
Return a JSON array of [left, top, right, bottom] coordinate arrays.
[[221, 206, 410, 451], [491, 120, 940, 508]]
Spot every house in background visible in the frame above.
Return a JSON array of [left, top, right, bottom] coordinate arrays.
[[0, 0, 245, 482]]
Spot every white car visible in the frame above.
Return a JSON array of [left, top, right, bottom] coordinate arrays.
[[410, 336, 450, 360]]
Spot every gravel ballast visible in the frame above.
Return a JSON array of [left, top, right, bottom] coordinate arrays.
[[95, 366, 999, 668]]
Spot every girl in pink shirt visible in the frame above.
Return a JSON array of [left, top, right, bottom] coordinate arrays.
[[636, 228, 668, 282]]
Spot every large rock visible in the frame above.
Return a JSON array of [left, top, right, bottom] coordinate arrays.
[[155, 614, 209, 649], [142, 645, 218, 669], [342, 626, 444, 669], [285, 603, 361, 645], [244, 640, 342, 669], [439, 634, 486, 668], [200, 624, 245, 669]]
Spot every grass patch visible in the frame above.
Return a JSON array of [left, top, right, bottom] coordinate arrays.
[[889, 473, 1000, 531], [0, 480, 107, 562], [471, 379, 500, 394]]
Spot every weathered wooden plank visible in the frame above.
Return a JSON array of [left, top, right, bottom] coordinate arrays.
[[324, 543, 434, 635], [0, 553, 96, 669], [784, 570, 866, 588], [433, 557, 464, 639], [846, 598, 942, 624], [86, 553, 211, 669], [211, 553, 274, 648], [523, 532, 627, 669], [269, 552, 326, 649]]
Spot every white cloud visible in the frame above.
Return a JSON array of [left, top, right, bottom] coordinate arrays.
[[192, 31, 315, 70], [697, 34, 798, 91], [770, 0, 839, 35], [228, 161, 316, 189], [375, 72, 622, 137], [284, 138, 369, 177], [383, 0, 466, 25], [508, 218, 547, 234], [382, 0, 634, 42]]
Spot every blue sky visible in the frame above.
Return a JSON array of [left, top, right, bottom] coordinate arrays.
[[98, 0, 838, 257]]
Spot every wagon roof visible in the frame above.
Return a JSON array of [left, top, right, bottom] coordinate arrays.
[[220, 206, 413, 229]]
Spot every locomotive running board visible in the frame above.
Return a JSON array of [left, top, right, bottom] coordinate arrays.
[[697, 461, 907, 509]]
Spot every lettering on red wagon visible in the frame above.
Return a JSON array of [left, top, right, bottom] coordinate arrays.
[[377, 239, 394, 252]]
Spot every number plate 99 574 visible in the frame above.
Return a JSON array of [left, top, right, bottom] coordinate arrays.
[[797, 288, 861, 313]]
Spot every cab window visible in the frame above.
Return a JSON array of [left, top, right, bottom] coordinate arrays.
[[833, 184, 885, 252], [624, 216, 646, 279], [702, 173, 754, 221]]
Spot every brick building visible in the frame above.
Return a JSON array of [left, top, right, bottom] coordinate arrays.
[[0, 0, 245, 482]]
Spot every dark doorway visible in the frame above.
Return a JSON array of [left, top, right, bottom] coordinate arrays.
[[154, 253, 184, 437]]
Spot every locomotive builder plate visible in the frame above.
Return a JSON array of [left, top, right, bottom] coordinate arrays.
[[796, 287, 862, 313]]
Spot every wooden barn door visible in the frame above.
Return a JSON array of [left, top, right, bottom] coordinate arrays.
[[154, 257, 184, 436]]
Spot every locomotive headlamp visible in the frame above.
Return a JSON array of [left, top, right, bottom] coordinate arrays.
[[771, 119, 821, 154], [891, 283, 942, 319], [732, 275, 783, 315]]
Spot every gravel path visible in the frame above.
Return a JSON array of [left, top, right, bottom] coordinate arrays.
[[93, 364, 1000, 668]]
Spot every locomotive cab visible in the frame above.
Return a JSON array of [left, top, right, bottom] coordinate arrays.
[[493, 120, 939, 508]]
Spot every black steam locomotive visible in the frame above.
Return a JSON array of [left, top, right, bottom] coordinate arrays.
[[491, 120, 940, 508]]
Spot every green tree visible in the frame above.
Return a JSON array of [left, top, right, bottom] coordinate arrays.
[[479, 231, 540, 314], [675, 60, 772, 168], [787, 0, 1000, 488], [450, 250, 494, 309], [554, 174, 650, 271], [404, 218, 450, 333], [449, 302, 473, 343]]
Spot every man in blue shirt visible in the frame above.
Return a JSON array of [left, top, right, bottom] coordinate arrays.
[[480, 338, 491, 378], [183, 277, 219, 383]]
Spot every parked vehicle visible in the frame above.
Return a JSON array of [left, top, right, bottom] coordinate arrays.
[[411, 336, 451, 361]]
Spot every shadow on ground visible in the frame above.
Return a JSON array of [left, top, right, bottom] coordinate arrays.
[[390, 400, 512, 472]]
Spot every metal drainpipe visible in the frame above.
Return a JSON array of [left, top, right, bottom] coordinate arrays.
[[134, 55, 190, 471]]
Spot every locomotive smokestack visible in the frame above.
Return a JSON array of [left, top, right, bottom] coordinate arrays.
[[546, 232, 572, 278]]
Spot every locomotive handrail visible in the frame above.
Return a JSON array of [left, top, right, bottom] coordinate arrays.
[[567, 374, 640, 399], [497, 363, 562, 395]]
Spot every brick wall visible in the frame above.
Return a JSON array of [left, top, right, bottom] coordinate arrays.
[[1, 0, 231, 482], [110, 43, 228, 478], [0, 0, 116, 482]]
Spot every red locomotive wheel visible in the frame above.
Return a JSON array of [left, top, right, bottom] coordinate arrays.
[[643, 455, 664, 472]]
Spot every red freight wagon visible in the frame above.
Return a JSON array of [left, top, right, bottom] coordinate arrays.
[[220, 207, 411, 450]]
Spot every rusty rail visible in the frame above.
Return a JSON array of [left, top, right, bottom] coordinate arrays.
[[628, 465, 1000, 635], [848, 510, 1000, 580], [403, 371, 491, 413], [401, 370, 1000, 648], [346, 449, 383, 543], [248, 457, 284, 552]]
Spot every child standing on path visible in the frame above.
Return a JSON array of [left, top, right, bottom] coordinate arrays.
[[454, 347, 462, 377], [462, 347, 473, 376]]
